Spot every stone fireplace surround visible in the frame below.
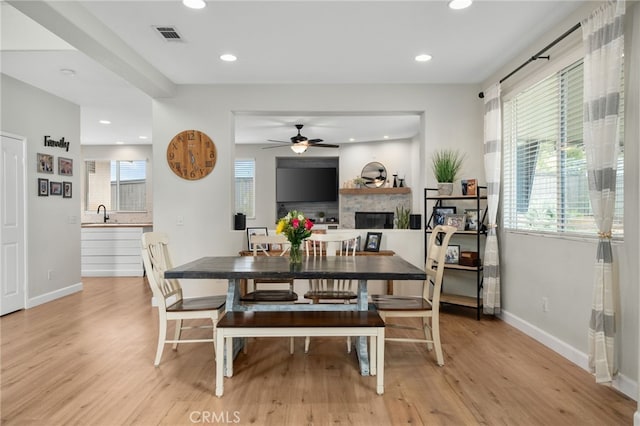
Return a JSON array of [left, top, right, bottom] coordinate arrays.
[[339, 187, 411, 229]]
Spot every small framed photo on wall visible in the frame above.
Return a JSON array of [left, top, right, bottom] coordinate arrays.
[[63, 181, 73, 198], [58, 157, 73, 176], [37, 153, 54, 174], [38, 178, 49, 196], [50, 181, 63, 196]]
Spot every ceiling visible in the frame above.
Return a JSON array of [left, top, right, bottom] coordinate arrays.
[[1, 1, 588, 147]]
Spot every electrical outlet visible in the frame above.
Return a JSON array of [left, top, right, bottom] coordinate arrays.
[[177, 216, 184, 226], [542, 297, 549, 312], [47, 269, 55, 280]]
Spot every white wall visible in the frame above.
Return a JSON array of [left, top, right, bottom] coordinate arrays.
[[482, 1, 639, 401], [1, 73, 82, 304], [152, 83, 484, 296]]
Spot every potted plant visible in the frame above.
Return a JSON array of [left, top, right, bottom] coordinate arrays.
[[395, 206, 410, 229], [353, 176, 366, 188], [317, 211, 326, 223], [431, 149, 465, 195]]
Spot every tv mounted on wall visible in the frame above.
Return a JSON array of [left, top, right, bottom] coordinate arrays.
[[276, 167, 338, 202]]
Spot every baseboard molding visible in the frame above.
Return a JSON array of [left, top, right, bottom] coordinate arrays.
[[27, 282, 83, 309], [81, 270, 143, 277], [500, 310, 638, 401], [634, 409, 640, 426]]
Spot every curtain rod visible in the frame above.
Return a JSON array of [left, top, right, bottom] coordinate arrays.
[[478, 22, 582, 99]]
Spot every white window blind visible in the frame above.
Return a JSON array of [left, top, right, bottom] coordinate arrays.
[[503, 60, 624, 237], [235, 159, 255, 218]]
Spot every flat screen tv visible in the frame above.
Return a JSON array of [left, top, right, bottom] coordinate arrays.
[[276, 167, 338, 202]]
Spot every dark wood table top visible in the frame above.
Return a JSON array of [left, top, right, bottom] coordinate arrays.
[[165, 256, 425, 281]]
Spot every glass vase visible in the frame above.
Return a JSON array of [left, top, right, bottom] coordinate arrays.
[[289, 242, 303, 265]]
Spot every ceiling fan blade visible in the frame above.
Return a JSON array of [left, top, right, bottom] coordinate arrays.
[[267, 139, 291, 144], [307, 138, 324, 144], [310, 143, 339, 148], [262, 144, 289, 149]]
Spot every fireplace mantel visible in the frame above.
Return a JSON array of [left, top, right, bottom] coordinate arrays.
[[339, 187, 411, 195]]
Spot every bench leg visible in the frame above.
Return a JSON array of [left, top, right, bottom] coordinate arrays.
[[376, 328, 385, 395], [225, 337, 234, 377], [369, 336, 377, 376], [215, 329, 225, 397]]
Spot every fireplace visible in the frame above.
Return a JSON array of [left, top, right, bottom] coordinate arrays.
[[355, 212, 394, 229]]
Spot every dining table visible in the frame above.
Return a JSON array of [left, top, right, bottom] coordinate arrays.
[[165, 255, 426, 375]]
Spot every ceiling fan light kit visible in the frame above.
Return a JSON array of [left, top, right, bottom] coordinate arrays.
[[290, 143, 308, 154]]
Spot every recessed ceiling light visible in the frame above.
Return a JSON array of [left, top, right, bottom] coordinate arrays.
[[99, 120, 111, 125], [182, 0, 206, 9], [220, 54, 237, 62], [139, 136, 148, 140], [60, 68, 76, 77], [115, 141, 125, 145], [448, 0, 472, 10], [415, 54, 432, 62], [383, 135, 389, 139], [349, 138, 355, 142]]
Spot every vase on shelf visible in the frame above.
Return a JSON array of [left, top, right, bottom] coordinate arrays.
[[289, 242, 303, 265], [437, 182, 454, 196]]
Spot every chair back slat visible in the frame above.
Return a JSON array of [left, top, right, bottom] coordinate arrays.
[[250, 234, 290, 256], [424, 225, 457, 305], [141, 232, 183, 308]]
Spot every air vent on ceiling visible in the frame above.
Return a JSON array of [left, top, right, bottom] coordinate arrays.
[[153, 26, 183, 42]]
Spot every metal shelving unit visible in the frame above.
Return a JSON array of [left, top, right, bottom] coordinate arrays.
[[424, 186, 487, 320]]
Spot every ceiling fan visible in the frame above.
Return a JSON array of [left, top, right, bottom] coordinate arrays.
[[263, 124, 339, 153]]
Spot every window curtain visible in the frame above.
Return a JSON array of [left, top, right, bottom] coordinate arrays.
[[583, 0, 625, 384], [482, 83, 501, 315]]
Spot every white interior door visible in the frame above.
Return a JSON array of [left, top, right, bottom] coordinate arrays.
[[1, 133, 26, 316]]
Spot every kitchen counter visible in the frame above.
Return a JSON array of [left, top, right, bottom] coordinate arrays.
[[81, 223, 153, 228]]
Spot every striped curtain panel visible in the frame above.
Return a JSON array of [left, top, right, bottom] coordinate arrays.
[[482, 83, 501, 315], [582, 0, 625, 384]]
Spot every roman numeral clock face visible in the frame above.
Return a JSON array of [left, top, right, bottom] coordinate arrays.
[[166, 130, 217, 180]]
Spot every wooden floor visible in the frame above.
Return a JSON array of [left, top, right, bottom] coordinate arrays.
[[1, 277, 635, 425]]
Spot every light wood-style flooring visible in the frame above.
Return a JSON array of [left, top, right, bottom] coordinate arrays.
[[1, 277, 635, 425]]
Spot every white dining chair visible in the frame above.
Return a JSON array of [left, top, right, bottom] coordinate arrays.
[[304, 231, 360, 353], [141, 232, 226, 366], [371, 225, 456, 366]]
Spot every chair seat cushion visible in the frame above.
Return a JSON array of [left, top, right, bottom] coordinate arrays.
[[371, 295, 432, 311], [167, 295, 226, 312], [240, 290, 299, 302], [304, 291, 357, 300]]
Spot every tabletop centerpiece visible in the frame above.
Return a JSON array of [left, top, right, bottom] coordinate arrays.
[[276, 210, 314, 264]]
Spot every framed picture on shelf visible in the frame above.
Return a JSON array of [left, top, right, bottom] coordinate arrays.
[[433, 206, 456, 226], [50, 181, 63, 196], [270, 243, 283, 252], [444, 214, 466, 231], [445, 245, 460, 264], [63, 181, 72, 198], [246, 227, 268, 251], [465, 209, 480, 231], [37, 153, 54, 174], [466, 178, 477, 196], [38, 178, 49, 196], [364, 232, 382, 252], [58, 157, 73, 176]]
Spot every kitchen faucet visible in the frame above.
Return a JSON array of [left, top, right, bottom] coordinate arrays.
[[97, 204, 109, 223]]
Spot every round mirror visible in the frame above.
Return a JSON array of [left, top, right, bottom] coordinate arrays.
[[361, 162, 387, 188]]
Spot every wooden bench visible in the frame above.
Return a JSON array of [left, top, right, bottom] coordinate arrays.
[[215, 311, 385, 397]]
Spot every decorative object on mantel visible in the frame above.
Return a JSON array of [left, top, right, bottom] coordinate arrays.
[[353, 176, 366, 188], [395, 206, 410, 229], [431, 149, 465, 195], [276, 210, 314, 264], [392, 173, 398, 187], [361, 161, 387, 188], [317, 211, 325, 223]]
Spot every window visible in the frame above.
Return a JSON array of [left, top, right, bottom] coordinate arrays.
[[235, 159, 255, 218], [85, 160, 147, 212], [503, 60, 624, 237]]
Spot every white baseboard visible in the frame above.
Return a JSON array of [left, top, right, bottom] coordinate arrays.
[[27, 282, 83, 309], [634, 409, 640, 426], [500, 310, 638, 401], [81, 270, 143, 277]]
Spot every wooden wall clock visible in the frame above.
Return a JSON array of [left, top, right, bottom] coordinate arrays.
[[166, 130, 217, 180]]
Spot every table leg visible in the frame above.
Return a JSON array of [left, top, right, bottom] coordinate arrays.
[[224, 279, 245, 370], [355, 279, 370, 376], [386, 279, 394, 295]]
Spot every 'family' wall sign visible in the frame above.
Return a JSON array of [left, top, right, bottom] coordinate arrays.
[[44, 135, 70, 152]]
